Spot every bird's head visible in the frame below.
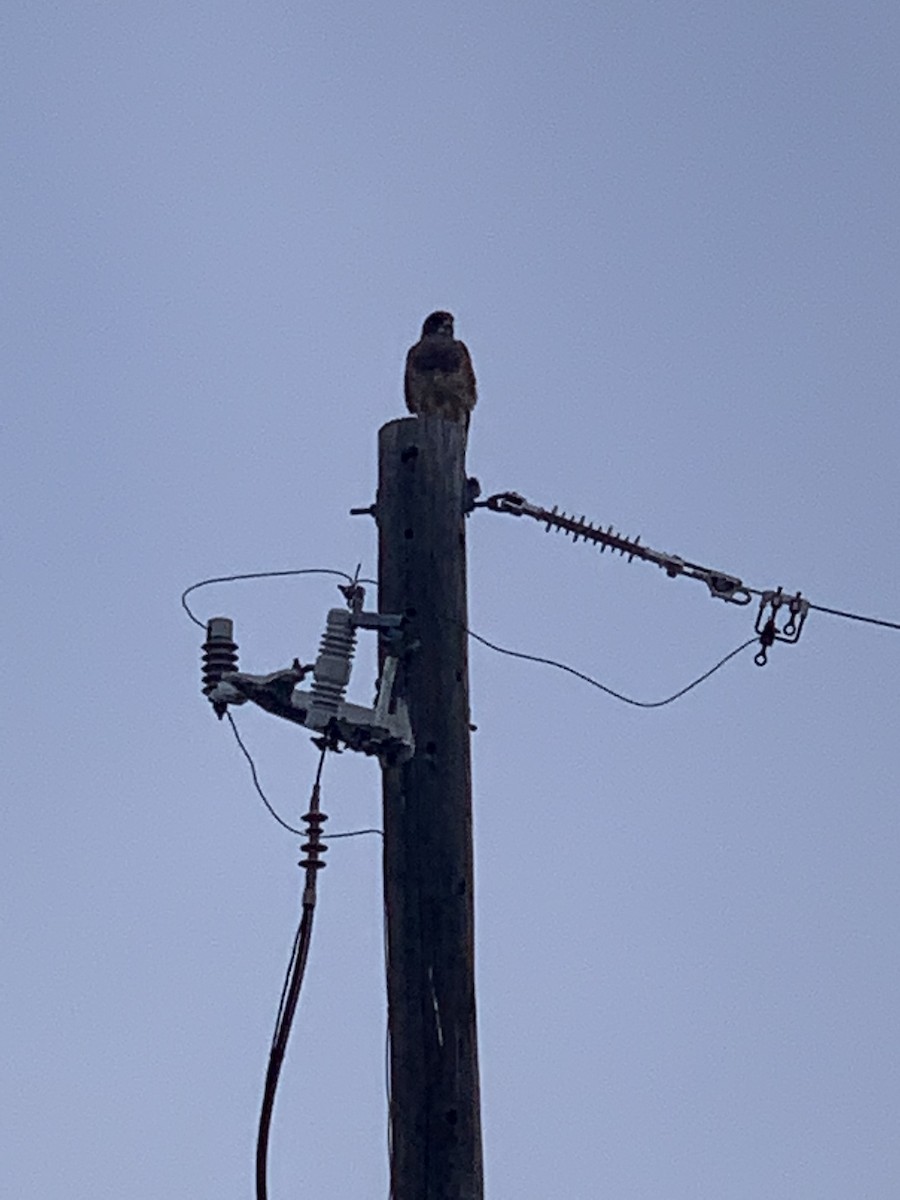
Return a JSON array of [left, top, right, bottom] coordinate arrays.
[[421, 311, 455, 338]]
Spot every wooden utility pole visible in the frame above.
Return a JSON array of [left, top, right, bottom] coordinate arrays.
[[377, 415, 483, 1200]]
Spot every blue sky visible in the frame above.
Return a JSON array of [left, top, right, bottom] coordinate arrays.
[[3, 3, 899, 1196]]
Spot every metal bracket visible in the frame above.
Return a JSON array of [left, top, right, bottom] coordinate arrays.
[[754, 588, 809, 665]]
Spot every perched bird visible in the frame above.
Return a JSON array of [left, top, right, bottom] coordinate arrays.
[[404, 311, 477, 432]]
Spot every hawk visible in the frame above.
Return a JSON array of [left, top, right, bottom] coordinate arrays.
[[404, 311, 477, 431]]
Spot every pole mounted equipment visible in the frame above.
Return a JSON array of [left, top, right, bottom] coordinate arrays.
[[200, 585, 414, 761], [202, 617, 242, 718]]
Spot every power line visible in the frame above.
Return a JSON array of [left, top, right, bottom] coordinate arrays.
[[181, 533, 900, 668], [807, 602, 900, 632], [325, 828, 384, 840], [181, 567, 356, 628], [466, 628, 758, 708], [226, 712, 304, 835], [225, 621, 755, 857], [208, 586, 754, 740], [226, 712, 382, 839]]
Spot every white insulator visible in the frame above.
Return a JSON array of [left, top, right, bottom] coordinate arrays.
[[309, 608, 357, 717]]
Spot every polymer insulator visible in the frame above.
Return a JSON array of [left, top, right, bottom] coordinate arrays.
[[309, 608, 357, 718], [202, 617, 238, 716]]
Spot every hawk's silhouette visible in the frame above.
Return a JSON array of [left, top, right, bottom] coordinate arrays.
[[404, 311, 477, 432]]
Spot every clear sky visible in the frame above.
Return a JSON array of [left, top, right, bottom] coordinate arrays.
[[3, 2, 899, 1197]]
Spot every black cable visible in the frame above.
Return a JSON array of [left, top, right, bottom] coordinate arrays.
[[183, 558, 900, 653], [226, 712, 305, 836], [181, 567, 355, 628], [270, 920, 305, 1055], [226, 711, 382, 839], [324, 828, 384, 840], [256, 746, 328, 1200], [807, 602, 900, 631], [256, 905, 315, 1200], [466, 628, 758, 708]]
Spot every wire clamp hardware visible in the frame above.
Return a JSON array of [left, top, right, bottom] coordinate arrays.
[[483, 490, 543, 519], [754, 587, 809, 665]]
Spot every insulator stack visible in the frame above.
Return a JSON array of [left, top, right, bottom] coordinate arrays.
[[542, 507, 645, 561], [299, 812, 329, 876], [309, 608, 357, 719], [202, 617, 238, 716], [299, 780, 328, 906]]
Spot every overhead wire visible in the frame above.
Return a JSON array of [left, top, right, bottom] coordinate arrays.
[[223, 616, 751, 847], [325, 828, 384, 840], [465, 627, 759, 708], [206, 570, 761, 843], [806, 601, 900, 631], [181, 567, 356, 628], [226, 711, 304, 836], [226, 710, 382, 839], [181, 544, 900, 649]]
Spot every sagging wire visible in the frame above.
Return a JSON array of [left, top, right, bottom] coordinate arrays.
[[187, 565, 753, 721], [226, 712, 304, 836], [466, 627, 758, 706], [226, 710, 382, 840]]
